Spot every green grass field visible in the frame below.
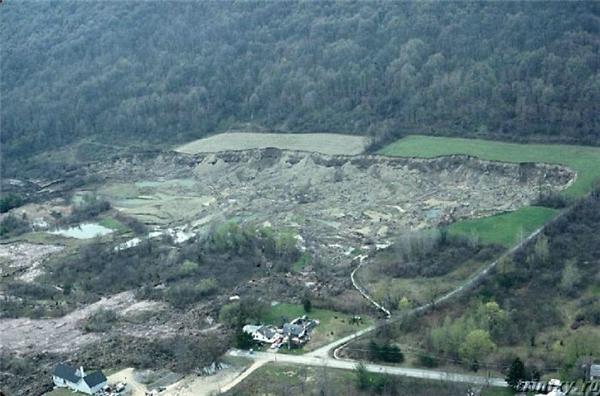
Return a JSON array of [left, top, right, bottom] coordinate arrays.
[[448, 206, 558, 246], [379, 135, 600, 198], [262, 303, 371, 352], [227, 362, 508, 395], [98, 217, 129, 233]]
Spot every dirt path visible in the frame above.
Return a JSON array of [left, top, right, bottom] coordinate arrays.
[[164, 365, 247, 396], [107, 368, 147, 396], [218, 358, 271, 394]]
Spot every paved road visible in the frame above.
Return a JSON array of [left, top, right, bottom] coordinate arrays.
[[228, 349, 507, 387]]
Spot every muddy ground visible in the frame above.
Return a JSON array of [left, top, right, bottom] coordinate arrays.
[[0, 243, 64, 283], [0, 291, 173, 354], [92, 149, 574, 267]]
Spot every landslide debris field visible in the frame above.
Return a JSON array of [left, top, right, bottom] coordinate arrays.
[[0, 140, 575, 359], [94, 148, 574, 265], [0, 291, 171, 354]]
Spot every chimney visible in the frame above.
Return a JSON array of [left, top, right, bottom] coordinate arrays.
[[79, 366, 85, 378]]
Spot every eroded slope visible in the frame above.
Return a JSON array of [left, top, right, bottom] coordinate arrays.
[[95, 149, 574, 264]]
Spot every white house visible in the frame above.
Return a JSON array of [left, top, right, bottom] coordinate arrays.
[[242, 325, 282, 344], [52, 363, 107, 395]]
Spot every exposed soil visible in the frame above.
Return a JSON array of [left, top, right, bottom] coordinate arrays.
[[92, 149, 574, 267], [0, 291, 169, 354], [0, 242, 64, 282]]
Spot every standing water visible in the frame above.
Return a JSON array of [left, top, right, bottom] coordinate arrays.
[[49, 223, 113, 239]]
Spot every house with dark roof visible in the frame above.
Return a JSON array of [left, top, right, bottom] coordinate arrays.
[[52, 363, 107, 395]]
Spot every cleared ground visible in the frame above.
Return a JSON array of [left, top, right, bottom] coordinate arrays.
[[0, 242, 64, 282], [0, 291, 169, 354], [175, 132, 369, 155], [379, 135, 600, 197]]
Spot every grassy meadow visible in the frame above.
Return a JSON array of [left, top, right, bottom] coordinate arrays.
[[447, 206, 558, 247], [227, 362, 507, 395]]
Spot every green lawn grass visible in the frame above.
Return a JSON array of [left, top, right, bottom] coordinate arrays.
[[98, 217, 129, 233], [228, 362, 508, 395], [262, 303, 371, 352], [481, 387, 514, 396], [379, 135, 600, 198], [448, 206, 558, 246]]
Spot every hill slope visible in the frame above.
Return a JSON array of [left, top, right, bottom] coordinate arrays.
[[1, 2, 599, 174]]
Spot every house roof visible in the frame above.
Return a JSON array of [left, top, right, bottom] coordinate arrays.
[[83, 371, 107, 387], [243, 325, 261, 334], [591, 364, 600, 377], [53, 363, 80, 383], [283, 323, 304, 336], [258, 326, 276, 339]]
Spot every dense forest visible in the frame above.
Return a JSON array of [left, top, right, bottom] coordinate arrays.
[[2, 1, 599, 174]]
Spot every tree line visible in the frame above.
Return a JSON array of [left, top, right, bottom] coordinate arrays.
[[2, 2, 599, 176]]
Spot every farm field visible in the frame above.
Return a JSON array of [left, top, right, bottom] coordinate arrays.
[[174, 132, 369, 155], [263, 303, 372, 352], [379, 135, 600, 198], [447, 206, 558, 247]]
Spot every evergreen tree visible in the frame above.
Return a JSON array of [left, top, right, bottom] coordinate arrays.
[[506, 357, 526, 389]]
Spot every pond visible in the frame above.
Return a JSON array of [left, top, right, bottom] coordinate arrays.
[[49, 223, 113, 239]]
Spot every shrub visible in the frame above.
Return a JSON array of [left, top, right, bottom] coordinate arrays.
[[165, 278, 218, 308], [417, 354, 438, 368], [84, 309, 118, 332], [0, 194, 24, 213], [0, 213, 30, 237]]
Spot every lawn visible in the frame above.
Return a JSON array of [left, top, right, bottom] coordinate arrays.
[[175, 132, 369, 155], [227, 362, 508, 395], [262, 303, 371, 352], [447, 206, 558, 247], [98, 217, 129, 233], [379, 135, 600, 198]]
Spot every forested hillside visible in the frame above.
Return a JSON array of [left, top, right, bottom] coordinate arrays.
[[2, 1, 599, 173]]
